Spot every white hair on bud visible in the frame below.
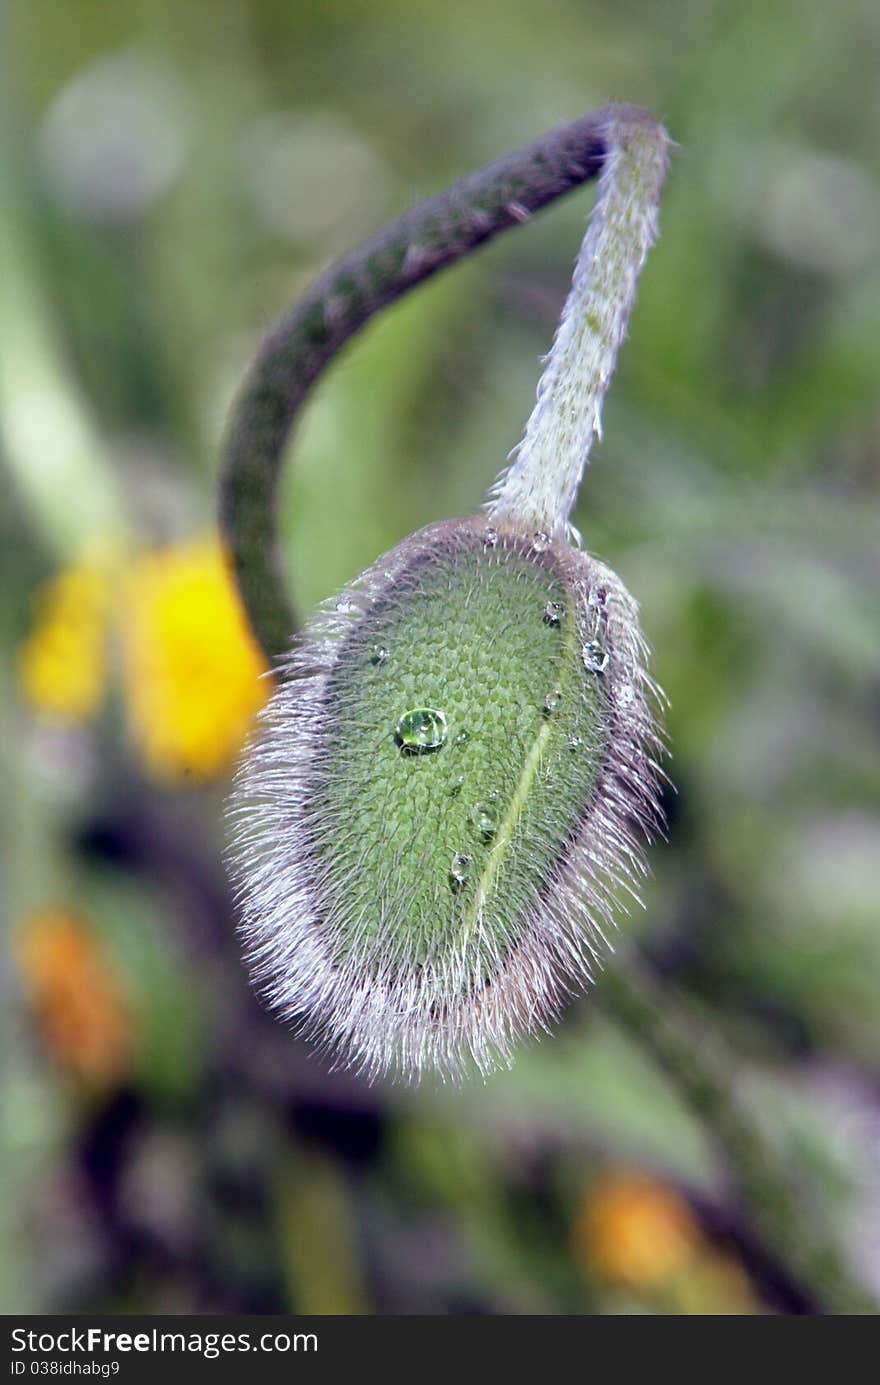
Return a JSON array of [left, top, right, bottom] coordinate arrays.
[[227, 519, 664, 1083]]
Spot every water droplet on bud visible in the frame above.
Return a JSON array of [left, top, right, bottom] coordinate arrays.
[[582, 640, 608, 674], [450, 853, 472, 888], [544, 688, 563, 714], [544, 601, 564, 626], [396, 707, 448, 752], [471, 796, 500, 840], [532, 531, 550, 553], [371, 643, 389, 665], [588, 588, 607, 632]]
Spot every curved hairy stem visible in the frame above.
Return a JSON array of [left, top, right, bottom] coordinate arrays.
[[219, 106, 874, 1313], [488, 108, 668, 533]]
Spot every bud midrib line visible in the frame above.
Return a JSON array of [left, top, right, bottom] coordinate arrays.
[[460, 587, 582, 945]]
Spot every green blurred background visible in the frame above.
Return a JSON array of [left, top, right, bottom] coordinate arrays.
[[2, 0, 879, 1315]]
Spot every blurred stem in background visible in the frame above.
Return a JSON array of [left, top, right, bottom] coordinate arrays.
[[220, 106, 876, 1315], [600, 954, 876, 1314], [0, 169, 128, 557]]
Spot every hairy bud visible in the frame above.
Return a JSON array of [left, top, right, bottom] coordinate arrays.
[[229, 517, 662, 1079], [224, 105, 670, 1080]]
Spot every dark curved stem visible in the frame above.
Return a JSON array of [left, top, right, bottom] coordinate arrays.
[[220, 108, 611, 661]]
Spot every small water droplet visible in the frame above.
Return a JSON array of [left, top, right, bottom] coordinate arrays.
[[582, 640, 609, 674], [532, 530, 550, 553], [450, 853, 472, 888], [543, 688, 562, 714], [483, 525, 499, 550], [544, 601, 564, 626], [471, 796, 500, 840], [588, 587, 607, 631], [614, 683, 635, 710], [455, 729, 470, 746], [568, 735, 583, 752], [449, 774, 465, 796], [370, 643, 389, 665], [396, 707, 447, 752], [335, 597, 358, 615]]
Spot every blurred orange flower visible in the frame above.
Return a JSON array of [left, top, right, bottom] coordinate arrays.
[[18, 560, 112, 720], [120, 538, 270, 781], [576, 1171, 698, 1289], [575, 1169, 759, 1314], [17, 909, 134, 1089]]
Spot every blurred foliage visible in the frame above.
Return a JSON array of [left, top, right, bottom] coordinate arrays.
[[1, 0, 879, 1315]]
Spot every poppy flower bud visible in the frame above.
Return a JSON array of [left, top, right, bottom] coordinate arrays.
[[227, 105, 669, 1079], [229, 516, 663, 1078]]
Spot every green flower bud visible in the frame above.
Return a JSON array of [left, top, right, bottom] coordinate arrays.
[[224, 106, 670, 1081], [229, 516, 663, 1079]]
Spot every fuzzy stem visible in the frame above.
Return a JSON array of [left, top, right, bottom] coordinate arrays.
[[487, 108, 669, 533], [219, 107, 873, 1314]]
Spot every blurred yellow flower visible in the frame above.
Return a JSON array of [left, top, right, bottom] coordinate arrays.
[[121, 537, 270, 781], [18, 537, 269, 783], [18, 560, 111, 719], [576, 1171, 699, 1290], [17, 909, 133, 1089]]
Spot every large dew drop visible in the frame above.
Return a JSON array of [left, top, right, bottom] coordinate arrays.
[[395, 706, 447, 753]]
